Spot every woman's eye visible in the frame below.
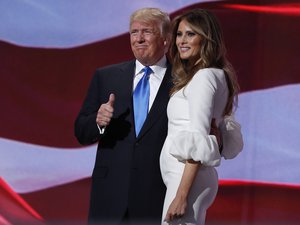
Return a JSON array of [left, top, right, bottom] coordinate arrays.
[[176, 32, 182, 37], [187, 32, 196, 37]]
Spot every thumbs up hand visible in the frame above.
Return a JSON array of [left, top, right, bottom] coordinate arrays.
[[96, 93, 115, 127], [107, 93, 115, 107]]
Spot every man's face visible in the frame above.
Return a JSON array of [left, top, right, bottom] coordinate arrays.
[[130, 20, 166, 66]]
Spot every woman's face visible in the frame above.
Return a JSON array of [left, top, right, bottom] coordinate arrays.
[[176, 19, 202, 63]]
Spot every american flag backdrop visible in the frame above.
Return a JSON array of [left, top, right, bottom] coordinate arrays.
[[1, 0, 300, 224]]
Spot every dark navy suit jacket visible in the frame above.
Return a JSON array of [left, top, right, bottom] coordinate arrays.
[[75, 59, 173, 224]]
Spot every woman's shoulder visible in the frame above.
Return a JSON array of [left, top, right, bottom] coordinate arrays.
[[194, 67, 224, 78], [191, 67, 225, 83], [185, 68, 226, 93]]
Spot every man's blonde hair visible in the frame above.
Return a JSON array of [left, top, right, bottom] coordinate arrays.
[[130, 8, 171, 39]]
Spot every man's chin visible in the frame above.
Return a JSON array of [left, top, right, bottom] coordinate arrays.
[[135, 55, 150, 63], [134, 49, 148, 56]]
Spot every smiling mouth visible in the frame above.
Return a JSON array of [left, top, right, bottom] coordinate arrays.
[[179, 47, 190, 52], [136, 44, 148, 48]]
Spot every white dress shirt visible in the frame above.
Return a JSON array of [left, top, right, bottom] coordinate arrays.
[[98, 56, 168, 134], [134, 56, 167, 111]]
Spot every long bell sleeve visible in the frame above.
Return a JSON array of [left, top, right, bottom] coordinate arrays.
[[169, 68, 228, 167]]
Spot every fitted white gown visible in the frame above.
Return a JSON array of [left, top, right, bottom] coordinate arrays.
[[160, 68, 229, 225]]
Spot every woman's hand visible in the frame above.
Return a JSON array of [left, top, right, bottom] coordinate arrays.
[[164, 195, 188, 223]]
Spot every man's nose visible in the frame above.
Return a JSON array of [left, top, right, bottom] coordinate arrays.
[[137, 32, 145, 42]]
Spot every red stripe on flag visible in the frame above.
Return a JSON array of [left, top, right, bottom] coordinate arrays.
[[219, 179, 300, 189], [207, 179, 300, 224], [223, 4, 300, 16], [17, 178, 300, 224], [0, 178, 44, 223]]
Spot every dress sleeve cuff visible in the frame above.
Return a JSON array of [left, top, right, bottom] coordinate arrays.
[[219, 115, 244, 159], [169, 131, 221, 166]]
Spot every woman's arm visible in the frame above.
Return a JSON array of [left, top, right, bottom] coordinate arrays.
[[164, 160, 200, 222]]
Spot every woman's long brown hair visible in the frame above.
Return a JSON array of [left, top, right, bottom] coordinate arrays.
[[169, 9, 240, 115]]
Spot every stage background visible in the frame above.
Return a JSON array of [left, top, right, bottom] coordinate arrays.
[[1, 0, 300, 224]]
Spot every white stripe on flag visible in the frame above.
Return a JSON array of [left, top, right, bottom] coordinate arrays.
[[218, 84, 300, 185], [0, 138, 96, 193], [0, 0, 215, 48], [1, 84, 299, 194]]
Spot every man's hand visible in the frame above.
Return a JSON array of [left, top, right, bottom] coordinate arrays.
[[210, 118, 222, 150], [96, 93, 115, 127]]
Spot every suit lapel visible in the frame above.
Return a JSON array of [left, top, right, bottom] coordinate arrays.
[[118, 60, 135, 101], [137, 63, 172, 139], [117, 60, 136, 126]]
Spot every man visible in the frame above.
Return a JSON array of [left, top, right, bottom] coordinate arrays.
[[75, 7, 242, 225], [75, 8, 172, 224]]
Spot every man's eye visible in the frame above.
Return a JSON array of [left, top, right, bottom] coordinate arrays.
[[144, 30, 154, 35], [130, 30, 138, 35]]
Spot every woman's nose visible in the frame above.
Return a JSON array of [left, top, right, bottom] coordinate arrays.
[[181, 34, 187, 43]]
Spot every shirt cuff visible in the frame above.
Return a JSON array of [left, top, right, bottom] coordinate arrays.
[[97, 124, 106, 134]]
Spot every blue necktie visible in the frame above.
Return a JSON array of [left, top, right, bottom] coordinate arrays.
[[133, 66, 152, 136]]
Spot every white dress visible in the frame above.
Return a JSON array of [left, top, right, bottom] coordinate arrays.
[[160, 68, 229, 225]]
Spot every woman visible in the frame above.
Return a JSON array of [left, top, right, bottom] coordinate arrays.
[[160, 9, 240, 225]]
